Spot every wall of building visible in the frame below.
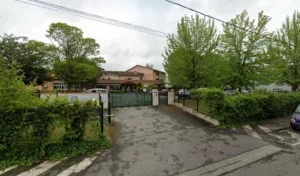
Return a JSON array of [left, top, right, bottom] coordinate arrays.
[[101, 75, 120, 80], [128, 66, 154, 80], [119, 76, 141, 80], [256, 83, 292, 92]]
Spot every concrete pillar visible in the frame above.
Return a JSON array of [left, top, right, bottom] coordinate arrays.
[[168, 91, 174, 105], [152, 90, 159, 106]]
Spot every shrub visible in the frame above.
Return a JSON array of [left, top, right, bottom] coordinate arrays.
[[192, 88, 300, 127], [215, 92, 300, 127], [190, 88, 225, 113], [0, 98, 111, 169]]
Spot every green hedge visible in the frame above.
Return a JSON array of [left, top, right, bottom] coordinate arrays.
[[0, 98, 111, 169], [191, 89, 300, 127]]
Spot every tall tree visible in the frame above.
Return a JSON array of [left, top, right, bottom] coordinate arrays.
[[221, 11, 271, 91], [269, 11, 300, 91], [46, 22, 105, 89], [163, 15, 220, 89], [145, 63, 153, 69], [0, 34, 50, 84]]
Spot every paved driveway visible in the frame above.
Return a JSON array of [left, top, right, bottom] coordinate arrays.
[[78, 106, 267, 176]]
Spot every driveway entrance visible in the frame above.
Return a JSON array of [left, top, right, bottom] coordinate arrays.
[[79, 106, 268, 176]]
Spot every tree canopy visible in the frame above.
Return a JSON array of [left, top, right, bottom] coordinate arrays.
[[269, 11, 300, 91], [163, 15, 220, 89], [221, 11, 271, 90], [0, 34, 51, 84]]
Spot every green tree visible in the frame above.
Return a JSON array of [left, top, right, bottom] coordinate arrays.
[[269, 11, 300, 91], [46, 22, 105, 90], [163, 15, 220, 89], [0, 34, 51, 85], [136, 82, 144, 91], [0, 56, 40, 109], [145, 63, 153, 69], [221, 11, 271, 91]]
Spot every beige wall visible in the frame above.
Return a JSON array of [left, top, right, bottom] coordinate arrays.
[[168, 91, 174, 105], [119, 76, 141, 80], [101, 75, 120, 80], [128, 66, 154, 80]]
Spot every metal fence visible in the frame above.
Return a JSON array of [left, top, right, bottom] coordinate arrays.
[[109, 92, 152, 108], [175, 95, 210, 115]]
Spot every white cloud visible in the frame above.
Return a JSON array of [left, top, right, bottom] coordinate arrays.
[[0, 0, 299, 72]]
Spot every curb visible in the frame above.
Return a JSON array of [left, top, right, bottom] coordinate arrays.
[[178, 144, 282, 176]]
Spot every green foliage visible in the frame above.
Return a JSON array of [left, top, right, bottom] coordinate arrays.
[[136, 82, 143, 91], [222, 10, 272, 90], [208, 92, 300, 127], [47, 22, 105, 90], [163, 15, 221, 89], [0, 98, 111, 169], [145, 63, 153, 69], [0, 34, 51, 85], [268, 11, 300, 91], [190, 88, 225, 114], [147, 84, 157, 91], [192, 88, 300, 127], [0, 56, 41, 109]]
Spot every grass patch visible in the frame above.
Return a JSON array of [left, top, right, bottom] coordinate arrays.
[[178, 99, 210, 115]]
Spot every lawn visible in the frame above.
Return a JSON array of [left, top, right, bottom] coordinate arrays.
[[178, 99, 210, 115], [50, 117, 110, 143]]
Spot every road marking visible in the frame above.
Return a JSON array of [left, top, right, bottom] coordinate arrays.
[[258, 125, 285, 141], [17, 160, 62, 176], [291, 141, 300, 146], [57, 156, 97, 176], [0, 166, 17, 175], [243, 125, 262, 139], [286, 131, 300, 139]]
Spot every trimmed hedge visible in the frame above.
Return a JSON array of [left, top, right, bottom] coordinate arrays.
[[0, 99, 111, 169], [191, 89, 300, 127]]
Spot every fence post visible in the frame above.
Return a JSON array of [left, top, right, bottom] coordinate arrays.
[[108, 102, 111, 124], [99, 94, 104, 134], [196, 98, 199, 112], [38, 90, 41, 98]]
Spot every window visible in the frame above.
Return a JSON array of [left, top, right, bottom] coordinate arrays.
[[128, 78, 132, 80], [53, 82, 67, 90]]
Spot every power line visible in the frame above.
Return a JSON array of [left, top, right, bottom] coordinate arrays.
[[15, 0, 168, 38], [165, 0, 297, 48]]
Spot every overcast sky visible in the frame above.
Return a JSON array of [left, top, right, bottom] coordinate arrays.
[[0, 0, 298, 72]]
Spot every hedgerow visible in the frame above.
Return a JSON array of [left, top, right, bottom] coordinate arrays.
[[0, 98, 111, 169], [191, 89, 300, 127]]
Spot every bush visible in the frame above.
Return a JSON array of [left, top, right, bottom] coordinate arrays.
[[216, 93, 300, 127], [0, 98, 111, 169], [190, 88, 225, 113], [192, 88, 300, 127]]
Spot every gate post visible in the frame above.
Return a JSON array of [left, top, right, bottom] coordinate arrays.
[[152, 90, 159, 106], [99, 94, 104, 134], [108, 102, 112, 124], [168, 91, 174, 105]]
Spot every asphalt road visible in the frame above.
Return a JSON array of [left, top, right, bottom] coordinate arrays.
[[77, 106, 268, 176], [224, 147, 300, 176]]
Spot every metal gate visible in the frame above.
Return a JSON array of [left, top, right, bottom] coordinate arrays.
[[109, 92, 152, 108], [159, 93, 168, 105]]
